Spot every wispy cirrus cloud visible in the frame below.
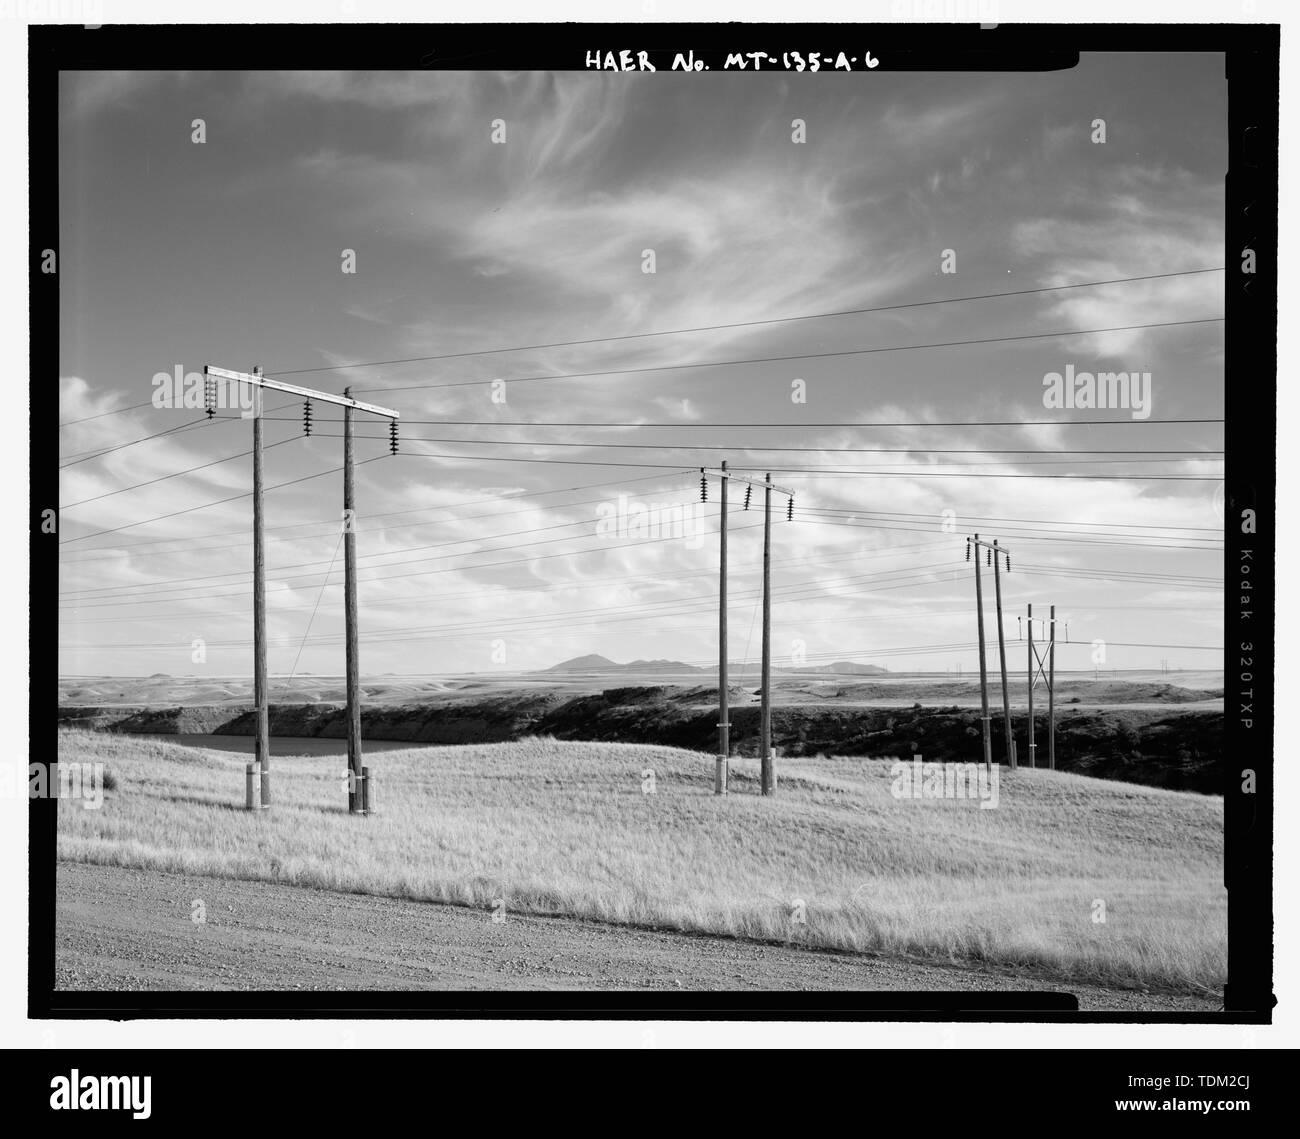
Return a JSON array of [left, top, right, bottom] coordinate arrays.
[[58, 60, 1228, 674]]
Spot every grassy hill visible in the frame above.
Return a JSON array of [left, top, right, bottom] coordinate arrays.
[[55, 727, 1224, 994], [58, 691, 1223, 792]]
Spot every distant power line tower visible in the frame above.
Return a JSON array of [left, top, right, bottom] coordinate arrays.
[[1026, 603, 1058, 770]]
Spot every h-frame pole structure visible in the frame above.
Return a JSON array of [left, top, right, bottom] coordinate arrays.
[[1048, 604, 1057, 771], [700, 466, 794, 796], [204, 365, 400, 814], [1026, 602, 1058, 770], [1027, 602, 1036, 768]]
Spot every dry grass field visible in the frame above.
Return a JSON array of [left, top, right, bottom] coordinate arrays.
[[55, 727, 1225, 994]]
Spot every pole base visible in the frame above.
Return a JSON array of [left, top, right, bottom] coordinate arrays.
[[245, 763, 270, 810], [714, 756, 728, 795], [349, 771, 371, 815]]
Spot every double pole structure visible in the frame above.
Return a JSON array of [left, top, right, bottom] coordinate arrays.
[[203, 365, 399, 814], [967, 534, 1014, 773], [969, 534, 1063, 774], [701, 465, 794, 797]]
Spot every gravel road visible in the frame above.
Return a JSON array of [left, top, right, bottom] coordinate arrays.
[[55, 861, 1216, 1012]]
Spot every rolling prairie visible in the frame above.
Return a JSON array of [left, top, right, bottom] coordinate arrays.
[[55, 727, 1225, 994]]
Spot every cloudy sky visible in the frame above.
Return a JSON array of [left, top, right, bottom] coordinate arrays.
[[58, 58, 1226, 679]]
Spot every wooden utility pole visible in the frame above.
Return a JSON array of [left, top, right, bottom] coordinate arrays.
[[1048, 604, 1057, 770], [343, 390, 363, 813], [760, 473, 774, 796], [204, 365, 399, 813], [992, 539, 1014, 768], [700, 466, 793, 797], [969, 535, 1013, 771], [1027, 603, 1036, 768], [970, 534, 992, 775], [716, 460, 729, 795], [251, 367, 270, 808]]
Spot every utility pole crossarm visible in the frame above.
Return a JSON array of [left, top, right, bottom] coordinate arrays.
[[203, 365, 401, 419], [207, 359, 396, 816], [700, 468, 795, 497]]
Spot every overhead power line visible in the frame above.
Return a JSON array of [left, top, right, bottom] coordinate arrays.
[[59, 416, 216, 468], [65, 594, 1212, 628], [308, 428, 1224, 459], [355, 316, 1225, 395], [807, 506, 1220, 533], [59, 509, 694, 597], [60, 516, 776, 609], [798, 514, 1221, 552], [390, 448, 1222, 479], [263, 267, 1225, 379], [65, 539, 953, 623], [60, 400, 303, 465], [65, 490, 1221, 602], [758, 467, 1221, 481], [59, 471, 694, 558], [65, 562, 964, 649], [230, 415, 1226, 428], [60, 437, 297, 510], [59, 400, 155, 428], [58, 453, 387, 546]]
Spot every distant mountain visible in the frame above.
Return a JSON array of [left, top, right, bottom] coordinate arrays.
[[785, 661, 890, 676], [543, 655, 705, 674], [543, 655, 886, 676], [544, 654, 620, 673]]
